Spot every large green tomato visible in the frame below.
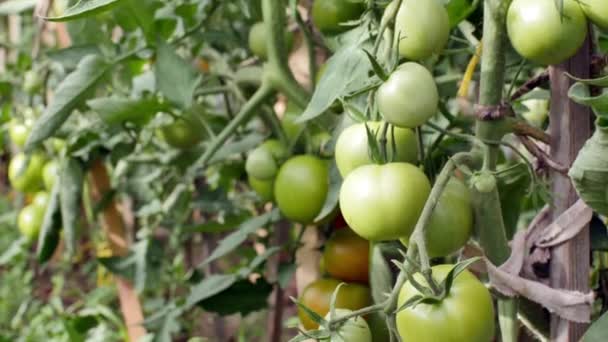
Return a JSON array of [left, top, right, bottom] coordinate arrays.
[[274, 155, 329, 223], [580, 0, 608, 30], [42, 160, 59, 191], [9, 152, 46, 193], [159, 112, 206, 149], [397, 265, 495, 342], [335, 122, 418, 177], [507, 0, 587, 65], [394, 0, 450, 60], [248, 175, 274, 202], [9, 119, 32, 148], [248, 22, 294, 60], [322, 309, 372, 342], [340, 163, 431, 241], [298, 278, 372, 330], [400, 178, 473, 257], [18, 204, 45, 241], [377, 63, 438, 128], [312, 0, 365, 34], [323, 229, 369, 284]]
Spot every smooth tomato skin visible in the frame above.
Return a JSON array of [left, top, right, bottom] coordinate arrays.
[[507, 0, 587, 65], [246, 147, 278, 180], [248, 175, 274, 202], [580, 0, 608, 30], [339, 163, 431, 241], [323, 229, 370, 284], [401, 178, 473, 257], [312, 0, 365, 34], [31, 191, 50, 211], [248, 22, 293, 59], [42, 160, 59, 191], [159, 113, 206, 149], [298, 278, 372, 330], [397, 265, 495, 342], [9, 119, 32, 148], [9, 152, 46, 193], [322, 309, 372, 342], [335, 122, 418, 177], [18, 204, 45, 241], [377, 63, 438, 128], [394, 0, 450, 60], [274, 155, 329, 223]]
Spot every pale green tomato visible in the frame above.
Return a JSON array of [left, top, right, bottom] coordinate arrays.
[[8, 152, 46, 193], [246, 147, 278, 180], [394, 0, 450, 60], [42, 160, 59, 191], [377, 63, 439, 128], [248, 175, 274, 202], [323, 309, 372, 342], [335, 122, 418, 177], [18, 204, 45, 241], [521, 99, 549, 128], [9, 119, 32, 148], [32, 191, 50, 211], [580, 0, 608, 30]]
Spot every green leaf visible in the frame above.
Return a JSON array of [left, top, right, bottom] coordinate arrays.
[[87, 96, 168, 126], [37, 182, 63, 264], [197, 209, 280, 268], [278, 263, 297, 289], [45, 0, 126, 22], [60, 158, 85, 256], [370, 243, 393, 305], [590, 216, 608, 251], [46, 45, 102, 69], [566, 73, 608, 87], [583, 310, 608, 341], [292, 297, 327, 328], [446, 0, 480, 28], [362, 49, 388, 81], [0, 0, 37, 15], [314, 163, 341, 223], [155, 40, 201, 109], [569, 82, 608, 117], [394, 294, 424, 314], [184, 212, 251, 234], [441, 257, 481, 297], [25, 55, 111, 152], [364, 123, 383, 164], [197, 278, 273, 316], [0, 237, 28, 266], [185, 274, 238, 309]]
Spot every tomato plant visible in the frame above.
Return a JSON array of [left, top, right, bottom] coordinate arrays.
[[312, 0, 365, 34], [394, 0, 450, 60]]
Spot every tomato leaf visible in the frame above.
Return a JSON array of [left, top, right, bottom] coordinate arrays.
[[370, 243, 394, 304], [446, 0, 480, 28], [197, 279, 273, 316], [364, 122, 383, 164], [291, 297, 328, 328], [25, 55, 111, 152], [87, 96, 168, 126], [394, 294, 424, 314], [45, 0, 126, 22], [314, 163, 341, 223], [184, 274, 238, 309], [59, 158, 85, 256], [363, 49, 388, 81], [566, 73, 608, 87], [0, 0, 36, 14], [328, 283, 347, 321], [583, 310, 608, 342], [37, 181, 63, 264], [441, 257, 481, 297], [155, 40, 201, 109]]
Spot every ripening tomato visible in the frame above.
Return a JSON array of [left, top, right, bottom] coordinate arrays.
[[400, 178, 473, 257], [397, 265, 495, 342], [394, 0, 450, 60], [274, 155, 329, 223], [9, 119, 33, 148], [579, 0, 608, 30], [339, 163, 431, 241], [248, 22, 294, 60], [8, 152, 46, 193], [312, 0, 365, 34], [377, 63, 439, 128], [335, 122, 418, 177], [159, 112, 206, 149], [18, 204, 45, 241], [322, 309, 372, 342], [42, 160, 59, 191], [507, 0, 587, 65], [298, 278, 372, 330], [248, 175, 274, 202], [323, 229, 369, 283]]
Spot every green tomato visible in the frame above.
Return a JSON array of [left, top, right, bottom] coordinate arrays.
[[521, 99, 549, 128], [246, 147, 278, 180], [282, 102, 304, 144], [261, 139, 288, 160], [377, 63, 438, 128], [311, 131, 333, 158], [32, 191, 50, 211], [9, 152, 46, 193], [397, 265, 495, 342], [248, 175, 274, 202], [42, 160, 59, 191], [18, 204, 45, 241], [339, 163, 431, 241], [400, 178, 473, 258], [335, 122, 418, 177], [507, 0, 587, 65], [23, 70, 43, 94], [580, 0, 608, 30], [9, 119, 32, 148], [298, 278, 372, 330], [312, 0, 365, 34], [159, 112, 206, 149], [322, 309, 372, 342], [394, 0, 450, 60], [248, 22, 294, 59], [274, 155, 329, 223]]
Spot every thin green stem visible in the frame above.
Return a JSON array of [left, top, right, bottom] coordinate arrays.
[[261, 107, 289, 146], [379, 122, 390, 163]]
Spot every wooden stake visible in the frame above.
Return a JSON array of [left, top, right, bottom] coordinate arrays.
[[549, 32, 593, 341]]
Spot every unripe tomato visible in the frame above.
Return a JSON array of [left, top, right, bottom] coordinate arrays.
[[248, 22, 294, 60], [246, 147, 278, 180], [394, 0, 450, 60], [322, 309, 372, 342], [9, 119, 32, 148], [8, 152, 46, 193], [340, 163, 431, 241], [159, 112, 206, 149], [397, 265, 495, 342], [274, 155, 329, 223], [31, 191, 50, 211], [260, 139, 288, 160], [42, 160, 59, 191], [400, 178, 473, 257], [248, 175, 274, 202], [335, 122, 418, 177], [18, 204, 45, 241], [23, 70, 43, 94], [311, 131, 333, 158], [323, 229, 369, 283], [507, 0, 587, 65], [377, 63, 438, 128], [282, 103, 304, 144], [312, 0, 365, 34], [298, 278, 372, 330], [580, 0, 608, 30]]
